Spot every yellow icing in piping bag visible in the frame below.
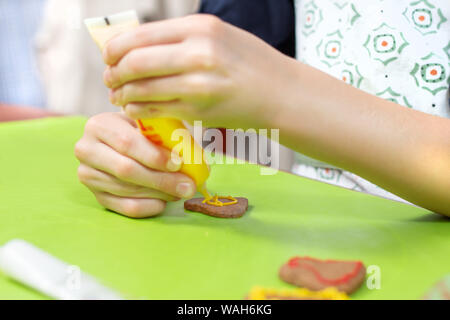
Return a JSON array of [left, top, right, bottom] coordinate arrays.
[[84, 11, 235, 206]]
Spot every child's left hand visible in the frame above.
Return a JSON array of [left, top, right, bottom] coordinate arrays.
[[102, 14, 298, 129]]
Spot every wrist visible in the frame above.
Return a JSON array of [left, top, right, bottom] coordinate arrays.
[[268, 59, 309, 140]]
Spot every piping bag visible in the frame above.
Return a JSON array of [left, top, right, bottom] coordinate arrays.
[[85, 11, 236, 206]]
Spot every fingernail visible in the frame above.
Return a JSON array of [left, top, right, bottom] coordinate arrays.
[[166, 154, 183, 172], [176, 182, 194, 198]]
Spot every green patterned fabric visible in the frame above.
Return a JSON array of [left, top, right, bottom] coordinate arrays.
[[0, 117, 448, 299], [295, 0, 449, 115], [292, 0, 450, 199]]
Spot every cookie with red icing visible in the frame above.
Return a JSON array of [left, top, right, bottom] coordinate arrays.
[[279, 256, 366, 294], [423, 275, 450, 300]]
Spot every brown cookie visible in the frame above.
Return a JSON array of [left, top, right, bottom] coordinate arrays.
[[184, 197, 248, 218], [279, 256, 366, 294]]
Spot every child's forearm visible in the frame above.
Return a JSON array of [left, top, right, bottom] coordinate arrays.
[[273, 61, 450, 216], [96, 15, 449, 214]]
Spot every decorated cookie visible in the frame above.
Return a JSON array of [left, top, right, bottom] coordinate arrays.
[[184, 196, 248, 218], [279, 256, 366, 294], [423, 275, 450, 300], [247, 286, 349, 300]]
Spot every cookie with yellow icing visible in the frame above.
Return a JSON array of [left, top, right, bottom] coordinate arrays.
[[184, 197, 248, 218], [246, 286, 349, 300]]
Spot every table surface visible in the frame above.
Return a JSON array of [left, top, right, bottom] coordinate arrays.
[[0, 104, 59, 122], [0, 117, 448, 300]]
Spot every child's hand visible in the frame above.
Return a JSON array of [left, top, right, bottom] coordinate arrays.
[[102, 14, 297, 129], [74, 112, 196, 218]]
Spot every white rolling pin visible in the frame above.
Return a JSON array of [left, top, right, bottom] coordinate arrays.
[[0, 239, 123, 300]]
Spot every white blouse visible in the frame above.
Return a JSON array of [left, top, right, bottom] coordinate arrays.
[[292, 0, 449, 202]]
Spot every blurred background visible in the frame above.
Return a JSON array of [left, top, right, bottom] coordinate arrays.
[[0, 0, 294, 171], [0, 0, 199, 115]]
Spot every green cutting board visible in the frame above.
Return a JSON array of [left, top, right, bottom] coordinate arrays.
[[0, 117, 448, 300]]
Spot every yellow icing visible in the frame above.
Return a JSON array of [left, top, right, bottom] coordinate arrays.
[[138, 118, 211, 194], [198, 184, 212, 200], [247, 286, 349, 300], [85, 11, 239, 207], [202, 195, 238, 207], [85, 12, 211, 196]]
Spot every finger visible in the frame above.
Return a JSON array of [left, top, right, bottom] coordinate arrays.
[[109, 77, 181, 106], [104, 44, 187, 89], [110, 72, 215, 106], [94, 191, 166, 218], [78, 164, 178, 201], [77, 141, 196, 198], [89, 112, 182, 172], [103, 14, 225, 66], [124, 101, 192, 120], [103, 16, 195, 65], [104, 39, 219, 89]]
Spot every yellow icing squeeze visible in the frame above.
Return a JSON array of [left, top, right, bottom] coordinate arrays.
[[202, 195, 237, 206], [247, 286, 349, 300], [84, 11, 236, 206]]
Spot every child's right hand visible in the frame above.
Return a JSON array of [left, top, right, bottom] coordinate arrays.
[[74, 112, 196, 218]]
